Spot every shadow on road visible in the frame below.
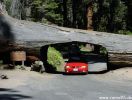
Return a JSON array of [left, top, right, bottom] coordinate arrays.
[[0, 88, 32, 100], [46, 70, 109, 75], [0, 88, 18, 92], [46, 70, 64, 75], [88, 70, 109, 74]]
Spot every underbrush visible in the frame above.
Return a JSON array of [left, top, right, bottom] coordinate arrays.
[[47, 47, 64, 71]]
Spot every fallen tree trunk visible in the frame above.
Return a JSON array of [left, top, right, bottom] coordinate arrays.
[[0, 1, 132, 68], [108, 52, 132, 69]]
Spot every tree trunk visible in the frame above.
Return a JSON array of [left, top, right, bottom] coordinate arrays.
[[72, 0, 77, 28], [108, 52, 132, 69], [86, 2, 93, 30], [63, 0, 68, 27], [127, 0, 132, 31]]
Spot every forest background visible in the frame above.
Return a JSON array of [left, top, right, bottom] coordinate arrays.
[[4, 0, 132, 35]]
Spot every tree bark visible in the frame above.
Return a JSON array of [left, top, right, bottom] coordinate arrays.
[[63, 0, 68, 27], [108, 52, 132, 69], [72, 0, 77, 28], [127, 0, 132, 31]]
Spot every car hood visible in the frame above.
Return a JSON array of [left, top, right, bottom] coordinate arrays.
[[65, 62, 88, 66]]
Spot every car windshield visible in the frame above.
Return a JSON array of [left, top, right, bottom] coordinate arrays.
[[68, 55, 87, 62]]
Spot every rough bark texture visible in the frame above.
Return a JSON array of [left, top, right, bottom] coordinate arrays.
[[108, 52, 132, 68]]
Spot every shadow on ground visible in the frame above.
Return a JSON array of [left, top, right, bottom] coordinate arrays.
[[0, 88, 32, 100], [88, 70, 109, 74], [46, 69, 109, 75]]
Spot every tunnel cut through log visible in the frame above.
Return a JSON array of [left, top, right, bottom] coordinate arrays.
[[40, 42, 108, 72]]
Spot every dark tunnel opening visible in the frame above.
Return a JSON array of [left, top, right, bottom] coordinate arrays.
[[40, 41, 108, 74]]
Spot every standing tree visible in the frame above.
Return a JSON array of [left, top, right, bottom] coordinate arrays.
[[62, 0, 68, 27], [127, 0, 132, 31], [4, 0, 131, 34], [109, 0, 127, 33], [93, 0, 127, 34], [43, 0, 63, 25]]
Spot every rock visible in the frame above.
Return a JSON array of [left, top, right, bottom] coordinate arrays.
[[0, 75, 8, 79], [31, 61, 45, 73]]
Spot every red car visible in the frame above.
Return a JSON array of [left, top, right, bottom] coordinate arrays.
[[65, 61, 88, 74], [65, 43, 88, 74]]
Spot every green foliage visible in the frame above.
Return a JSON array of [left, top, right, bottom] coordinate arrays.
[[0, 60, 3, 65], [117, 30, 132, 35], [93, 0, 127, 33], [111, 0, 127, 32], [47, 46, 64, 71], [30, 0, 63, 25], [6, 0, 131, 35], [100, 47, 107, 55], [125, 31, 132, 35], [93, 0, 110, 31], [4, 0, 12, 14], [44, 0, 63, 25], [31, 0, 43, 21], [0, 60, 3, 69]]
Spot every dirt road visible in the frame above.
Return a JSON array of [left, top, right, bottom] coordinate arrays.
[[0, 68, 132, 100]]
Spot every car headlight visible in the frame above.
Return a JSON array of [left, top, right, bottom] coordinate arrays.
[[66, 66, 70, 68], [81, 66, 86, 68]]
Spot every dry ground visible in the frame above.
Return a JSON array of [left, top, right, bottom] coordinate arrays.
[[0, 67, 132, 100], [0, 67, 132, 88]]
